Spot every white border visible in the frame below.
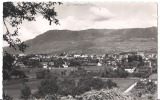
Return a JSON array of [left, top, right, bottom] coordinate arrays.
[[0, 0, 159, 99]]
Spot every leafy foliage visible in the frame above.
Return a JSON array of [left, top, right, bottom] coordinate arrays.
[[37, 77, 58, 97], [135, 81, 157, 94], [3, 52, 15, 80], [69, 67, 87, 78], [20, 83, 31, 100], [3, 52, 15, 71], [3, 2, 62, 52], [3, 91, 13, 100], [133, 69, 151, 78], [11, 69, 27, 79], [58, 78, 76, 96], [104, 79, 118, 89], [101, 67, 129, 78], [36, 69, 50, 79]]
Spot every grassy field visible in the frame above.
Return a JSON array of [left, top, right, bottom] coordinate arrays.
[[4, 67, 139, 99], [4, 78, 139, 99], [4, 80, 41, 99], [101, 78, 139, 91], [111, 78, 139, 91], [22, 66, 105, 78]]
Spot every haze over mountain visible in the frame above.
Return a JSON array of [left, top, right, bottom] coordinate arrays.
[[4, 27, 157, 54]]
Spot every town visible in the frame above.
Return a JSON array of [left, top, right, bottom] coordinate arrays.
[[3, 51, 157, 99], [13, 51, 157, 75]]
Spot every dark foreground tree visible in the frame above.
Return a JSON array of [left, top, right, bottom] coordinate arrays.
[[103, 79, 118, 89], [37, 77, 58, 98], [3, 2, 62, 52], [20, 83, 31, 100], [3, 91, 13, 100], [3, 51, 15, 80]]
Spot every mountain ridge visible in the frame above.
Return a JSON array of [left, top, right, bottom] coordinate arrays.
[[3, 27, 157, 54]]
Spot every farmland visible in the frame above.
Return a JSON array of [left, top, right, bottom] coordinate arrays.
[[3, 66, 139, 99], [4, 80, 40, 99], [4, 78, 139, 99], [111, 78, 139, 91]]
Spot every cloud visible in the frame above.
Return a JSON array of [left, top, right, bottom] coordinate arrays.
[[59, 16, 94, 30], [3, 2, 157, 47], [89, 7, 115, 21]]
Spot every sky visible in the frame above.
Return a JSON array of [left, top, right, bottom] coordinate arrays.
[[3, 1, 157, 46]]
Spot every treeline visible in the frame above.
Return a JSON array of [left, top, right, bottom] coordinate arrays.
[[101, 68, 129, 78], [33, 75, 118, 99]]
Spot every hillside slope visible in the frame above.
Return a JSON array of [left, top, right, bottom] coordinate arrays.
[[4, 27, 157, 54]]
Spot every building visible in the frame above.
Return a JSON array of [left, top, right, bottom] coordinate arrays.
[[97, 62, 102, 66], [148, 74, 157, 84], [15, 62, 25, 68], [125, 67, 136, 73], [63, 62, 68, 68]]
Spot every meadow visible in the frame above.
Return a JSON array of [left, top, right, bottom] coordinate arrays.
[[3, 66, 139, 99]]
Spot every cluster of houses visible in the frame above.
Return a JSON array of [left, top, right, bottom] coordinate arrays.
[[13, 51, 157, 74]]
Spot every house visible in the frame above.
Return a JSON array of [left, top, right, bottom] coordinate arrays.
[[43, 64, 48, 69], [41, 62, 48, 69], [81, 54, 89, 58], [15, 62, 25, 68], [18, 53, 26, 57], [49, 62, 54, 67], [74, 54, 81, 58], [148, 74, 157, 84], [112, 66, 118, 71], [63, 62, 68, 68], [29, 57, 40, 61], [124, 67, 136, 73], [97, 62, 102, 66]]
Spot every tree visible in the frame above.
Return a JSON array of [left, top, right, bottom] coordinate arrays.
[[3, 91, 13, 100], [3, 2, 62, 52], [37, 77, 58, 98], [3, 51, 15, 80], [36, 69, 50, 79], [89, 78, 104, 90], [11, 69, 27, 79], [103, 79, 117, 89], [146, 81, 157, 94], [20, 83, 31, 100], [58, 78, 76, 96], [3, 51, 15, 71]]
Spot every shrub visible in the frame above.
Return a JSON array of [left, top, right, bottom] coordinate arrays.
[[20, 84, 31, 100], [3, 91, 13, 100], [89, 78, 104, 90], [11, 69, 27, 79], [36, 69, 50, 79], [103, 79, 118, 89], [37, 77, 58, 97], [58, 78, 76, 96]]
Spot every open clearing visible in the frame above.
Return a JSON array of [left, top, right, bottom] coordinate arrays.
[[4, 78, 139, 99], [4, 67, 139, 99]]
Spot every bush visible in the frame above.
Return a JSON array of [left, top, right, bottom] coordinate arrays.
[[3, 70, 10, 80], [135, 81, 145, 89], [89, 78, 104, 90], [3, 91, 13, 100], [37, 77, 58, 97], [36, 69, 50, 79], [11, 69, 27, 79], [135, 81, 157, 94], [133, 71, 151, 78], [20, 84, 31, 100], [101, 68, 129, 78], [146, 81, 157, 94], [103, 79, 118, 89], [58, 78, 76, 96], [69, 67, 87, 78]]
